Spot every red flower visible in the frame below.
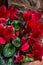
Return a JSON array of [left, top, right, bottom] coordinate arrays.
[[0, 5, 18, 21], [32, 23, 43, 40], [15, 30, 20, 36], [4, 26, 14, 42], [23, 11, 42, 33], [9, 7, 18, 21], [21, 36, 28, 44], [0, 5, 6, 14], [23, 11, 32, 21], [12, 35, 16, 40], [31, 43, 43, 60], [33, 11, 42, 21], [0, 5, 10, 19], [10, 15, 18, 22], [0, 37, 6, 44], [0, 18, 7, 24], [9, 7, 17, 15], [23, 10, 42, 22], [3, 10, 10, 19], [20, 42, 29, 52], [28, 38, 36, 46], [0, 24, 5, 36], [26, 54, 34, 59], [26, 18, 39, 31], [8, 5, 12, 10], [14, 51, 24, 62]]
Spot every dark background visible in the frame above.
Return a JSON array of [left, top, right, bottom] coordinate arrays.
[[0, 0, 8, 7]]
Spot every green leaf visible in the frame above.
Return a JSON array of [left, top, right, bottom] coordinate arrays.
[[0, 55, 6, 65], [16, 37, 20, 42], [3, 43, 16, 57], [14, 25, 20, 31], [14, 20, 20, 24], [0, 44, 3, 54], [12, 37, 21, 48], [11, 20, 20, 31], [7, 58, 14, 65], [20, 21, 25, 26], [11, 21, 15, 26], [11, 20, 20, 26], [23, 56, 34, 63]]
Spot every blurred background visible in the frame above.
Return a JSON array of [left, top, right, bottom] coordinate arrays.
[[0, 0, 43, 12]]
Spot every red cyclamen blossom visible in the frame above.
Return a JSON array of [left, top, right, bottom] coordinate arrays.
[[0, 5, 10, 19], [20, 42, 29, 52], [0, 18, 7, 24], [0, 37, 6, 44], [26, 54, 34, 59], [15, 30, 20, 36], [8, 7, 18, 21], [3, 26, 14, 42], [0, 24, 5, 36], [0, 5, 18, 21], [14, 51, 24, 62], [31, 43, 43, 60]]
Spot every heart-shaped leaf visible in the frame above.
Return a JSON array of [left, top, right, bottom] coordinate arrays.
[[3, 43, 16, 57], [7, 58, 14, 65]]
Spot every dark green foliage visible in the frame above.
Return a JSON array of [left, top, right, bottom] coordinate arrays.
[[3, 43, 16, 57], [23, 56, 34, 62], [12, 37, 21, 48]]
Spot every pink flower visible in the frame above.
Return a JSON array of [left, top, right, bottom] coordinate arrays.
[[20, 42, 29, 52], [0, 18, 7, 24], [26, 54, 34, 59], [15, 30, 20, 36], [0, 37, 6, 44], [14, 51, 24, 62]]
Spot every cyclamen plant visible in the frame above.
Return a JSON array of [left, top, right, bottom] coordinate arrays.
[[0, 5, 43, 65]]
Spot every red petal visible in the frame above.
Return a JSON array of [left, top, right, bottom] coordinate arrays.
[[0, 18, 7, 24], [0, 37, 6, 44], [20, 43, 29, 52]]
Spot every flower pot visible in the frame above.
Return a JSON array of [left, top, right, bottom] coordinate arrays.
[[25, 61, 41, 65]]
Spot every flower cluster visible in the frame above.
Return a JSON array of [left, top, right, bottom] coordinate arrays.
[[0, 5, 43, 65]]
